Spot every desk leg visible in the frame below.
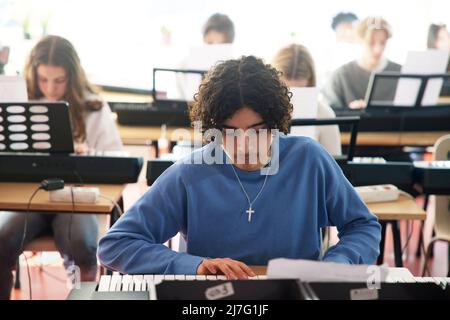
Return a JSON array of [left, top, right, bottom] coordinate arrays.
[[416, 195, 429, 257], [391, 220, 403, 267], [377, 221, 387, 265]]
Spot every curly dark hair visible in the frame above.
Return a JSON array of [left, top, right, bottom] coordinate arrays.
[[189, 55, 293, 134]]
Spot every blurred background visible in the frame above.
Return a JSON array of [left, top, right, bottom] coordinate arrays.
[[1, 0, 449, 90]]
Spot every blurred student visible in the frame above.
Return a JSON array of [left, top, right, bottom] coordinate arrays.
[[332, 12, 359, 44], [273, 44, 341, 156], [316, 12, 360, 89], [202, 13, 235, 44], [0, 35, 123, 300], [175, 13, 235, 100], [323, 17, 401, 110], [427, 23, 450, 96]]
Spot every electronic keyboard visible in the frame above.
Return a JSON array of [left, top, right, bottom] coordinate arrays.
[[413, 161, 450, 195], [0, 153, 143, 184], [67, 268, 450, 300]]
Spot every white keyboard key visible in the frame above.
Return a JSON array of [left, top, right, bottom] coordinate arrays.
[[185, 275, 197, 280], [122, 275, 133, 291], [414, 277, 426, 283], [217, 275, 227, 280], [148, 281, 157, 300], [144, 275, 154, 282], [206, 275, 218, 280], [98, 275, 111, 292], [433, 277, 446, 286], [164, 275, 175, 281], [257, 275, 268, 280], [403, 276, 417, 283], [195, 275, 207, 280], [249, 276, 259, 280], [110, 274, 122, 292], [175, 275, 186, 280], [423, 277, 435, 283], [133, 275, 144, 291], [154, 275, 164, 284]]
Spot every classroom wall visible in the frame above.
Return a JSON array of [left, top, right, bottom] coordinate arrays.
[[0, 0, 449, 89]]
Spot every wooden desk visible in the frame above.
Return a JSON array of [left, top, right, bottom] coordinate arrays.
[[118, 123, 196, 145], [367, 194, 426, 221], [366, 194, 426, 268], [341, 131, 449, 147], [0, 183, 125, 214]]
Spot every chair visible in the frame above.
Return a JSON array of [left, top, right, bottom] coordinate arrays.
[[422, 134, 450, 277], [15, 214, 110, 289]]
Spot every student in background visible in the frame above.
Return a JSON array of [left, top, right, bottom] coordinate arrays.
[[427, 23, 450, 96], [323, 17, 401, 110], [175, 13, 235, 100], [428, 23, 450, 50], [273, 44, 341, 156], [316, 12, 360, 88], [202, 13, 235, 44], [331, 12, 359, 44], [0, 35, 123, 300]]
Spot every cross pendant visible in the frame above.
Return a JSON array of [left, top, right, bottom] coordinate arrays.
[[246, 207, 254, 222]]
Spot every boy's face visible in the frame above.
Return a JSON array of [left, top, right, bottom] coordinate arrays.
[[362, 30, 388, 65], [221, 107, 272, 171]]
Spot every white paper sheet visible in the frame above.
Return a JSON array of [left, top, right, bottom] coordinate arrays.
[[0, 76, 28, 102], [289, 87, 319, 140], [393, 50, 450, 106], [177, 44, 235, 100], [267, 258, 388, 283]]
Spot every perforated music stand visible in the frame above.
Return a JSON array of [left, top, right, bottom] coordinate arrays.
[[0, 101, 74, 153]]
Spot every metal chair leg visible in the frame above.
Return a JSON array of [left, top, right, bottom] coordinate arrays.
[[422, 238, 438, 277]]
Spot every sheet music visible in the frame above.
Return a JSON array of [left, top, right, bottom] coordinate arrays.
[[393, 50, 450, 106], [0, 76, 28, 102], [177, 44, 235, 100], [267, 258, 388, 282], [289, 87, 319, 140]]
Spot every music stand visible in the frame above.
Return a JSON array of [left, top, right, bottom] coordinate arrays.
[[0, 101, 74, 153], [290, 116, 360, 164], [365, 72, 450, 109], [152, 67, 207, 103]]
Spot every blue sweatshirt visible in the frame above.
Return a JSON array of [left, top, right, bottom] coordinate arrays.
[[98, 135, 381, 275]]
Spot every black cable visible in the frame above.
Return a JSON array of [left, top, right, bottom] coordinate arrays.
[[401, 220, 414, 255], [21, 186, 43, 300]]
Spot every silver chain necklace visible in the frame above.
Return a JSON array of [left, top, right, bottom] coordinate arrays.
[[228, 160, 270, 222]]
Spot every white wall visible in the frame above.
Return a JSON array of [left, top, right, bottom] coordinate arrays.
[[1, 0, 449, 89]]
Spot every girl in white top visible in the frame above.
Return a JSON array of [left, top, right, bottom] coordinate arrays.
[[272, 44, 342, 156], [0, 35, 123, 299]]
